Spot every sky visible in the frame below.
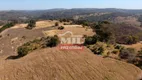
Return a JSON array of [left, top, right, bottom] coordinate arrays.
[[0, 0, 142, 10]]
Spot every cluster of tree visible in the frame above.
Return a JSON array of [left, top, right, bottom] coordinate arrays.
[[119, 48, 142, 69], [26, 20, 36, 29], [84, 35, 142, 69], [94, 21, 115, 44], [83, 21, 115, 45], [83, 21, 142, 70], [0, 22, 16, 33], [120, 35, 139, 44], [119, 48, 136, 62], [73, 20, 89, 26], [59, 19, 70, 22], [136, 49, 142, 69], [17, 35, 59, 58], [87, 21, 142, 45], [86, 42, 119, 57], [88, 43, 104, 55], [114, 24, 142, 44]]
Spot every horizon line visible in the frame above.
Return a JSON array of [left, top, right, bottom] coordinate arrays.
[[1, 7, 142, 11]]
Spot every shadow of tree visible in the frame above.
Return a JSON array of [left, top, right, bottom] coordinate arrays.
[[6, 55, 23, 60]]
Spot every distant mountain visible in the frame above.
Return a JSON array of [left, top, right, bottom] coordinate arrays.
[[1, 8, 142, 25]]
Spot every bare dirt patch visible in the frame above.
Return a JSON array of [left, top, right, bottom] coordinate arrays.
[[35, 20, 71, 29]]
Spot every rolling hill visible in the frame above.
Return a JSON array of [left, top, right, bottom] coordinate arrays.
[[0, 18, 141, 80], [0, 48, 141, 80]]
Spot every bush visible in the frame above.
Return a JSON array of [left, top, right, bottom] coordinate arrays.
[[88, 42, 106, 55], [17, 39, 42, 57], [26, 20, 36, 29], [17, 46, 30, 57], [92, 46, 104, 55], [58, 26, 64, 30], [134, 49, 142, 69], [138, 49, 142, 56], [55, 22, 59, 26], [0, 35, 2, 38], [114, 44, 124, 50], [112, 50, 119, 54], [46, 35, 59, 47], [22, 36, 26, 39], [119, 48, 136, 63], [84, 36, 97, 45]]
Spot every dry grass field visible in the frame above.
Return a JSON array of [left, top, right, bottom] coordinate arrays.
[[11, 24, 28, 29], [36, 20, 58, 29], [0, 48, 141, 80], [43, 25, 94, 37], [36, 20, 71, 29]]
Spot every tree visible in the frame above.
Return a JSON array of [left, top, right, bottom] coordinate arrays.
[[94, 22, 115, 43], [84, 36, 97, 45], [26, 20, 36, 29], [119, 48, 136, 63], [17, 46, 30, 57], [46, 35, 59, 47], [127, 35, 139, 44], [58, 26, 64, 30], [83, 21, 89, 26], [55, 22, 59, 26]]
